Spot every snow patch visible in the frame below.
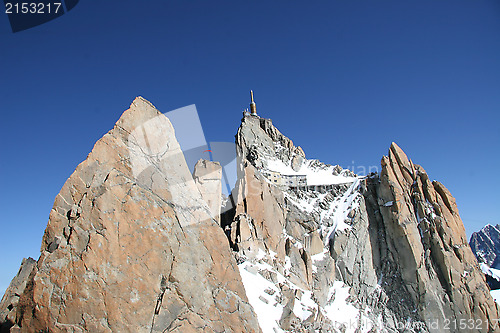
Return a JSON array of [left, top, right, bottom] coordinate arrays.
[[491, 289, 500, 305], [238, 262, 284, 333], [322, 281, 373, 333], [311, 250, 328, 273], [480, 263, 500, 281], [266, 158, 358, 186], [292, 290, 317, 321], [283, 193, 316, 214], [322, 179, 361, 241], [238, 252, 375, 333]]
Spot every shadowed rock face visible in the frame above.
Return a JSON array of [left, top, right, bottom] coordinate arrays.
[[10, 97, 260, 333], [470, 224, 500, 268], [0, 258, 36, 332]]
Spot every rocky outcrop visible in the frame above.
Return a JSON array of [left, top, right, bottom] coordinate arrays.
[[227, 114, 375, 332], [470, 224, 500, 268], [193, 159, 222, 224], [228, 161, 345, 332], [226, 113, 500, 333], [325, 142, 500, 332], [230, 163, 286, 258], [375, 142, 499, 332], [9, 97, 260, 333], [0, 258, 36, 332], [235, 115, 304, 174]]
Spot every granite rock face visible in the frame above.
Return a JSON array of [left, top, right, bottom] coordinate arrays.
[[235, 115, 305, 173], [9, 97, 260, 333], [226, 115, 373, 332], [375, 142, 499, 332], [224, 114, 500, 333], [0, 258, 36, 332], [193, 159, 222, 225]]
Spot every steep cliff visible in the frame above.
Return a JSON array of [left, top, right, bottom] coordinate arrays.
[[3, 98, 260, 333], [375, 142, 499, 331]]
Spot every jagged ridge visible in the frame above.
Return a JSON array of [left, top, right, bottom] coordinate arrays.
[[226, 113, 500, 332]]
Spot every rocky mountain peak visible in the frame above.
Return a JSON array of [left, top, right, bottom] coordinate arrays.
[[470, 224, 500, 268], [236, 114, 356, 179], [2, 97, 260, 332], [236, 114, 305, 172], [377, 141, 499, 330]]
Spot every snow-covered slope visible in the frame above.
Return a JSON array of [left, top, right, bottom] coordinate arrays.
[[234, 170, 376, 331], [491, 290, 500, 305], [230, 114, 382, 331], [237, 249, 375, 333], [471, 225, 500, 290]]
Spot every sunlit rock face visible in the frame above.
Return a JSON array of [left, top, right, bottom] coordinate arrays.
[[10, 97, 260, 333], [224, 113, 499, 333], [377, 142, 499, 332], [193, 159, 223, 225]]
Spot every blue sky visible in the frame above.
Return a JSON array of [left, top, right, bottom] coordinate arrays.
[[0, 0, 499, 294]]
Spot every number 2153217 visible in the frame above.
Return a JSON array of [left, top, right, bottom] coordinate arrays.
[[5, 2, 62, 14]]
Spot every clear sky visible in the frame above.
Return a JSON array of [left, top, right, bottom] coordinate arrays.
[[1, 0, 499, 295]]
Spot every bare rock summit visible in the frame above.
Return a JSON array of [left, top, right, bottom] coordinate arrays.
[[377, 142, 499, 331], [6, 97, 260, 333]]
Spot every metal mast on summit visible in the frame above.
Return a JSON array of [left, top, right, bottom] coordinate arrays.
[[250, 90, 257, 115]]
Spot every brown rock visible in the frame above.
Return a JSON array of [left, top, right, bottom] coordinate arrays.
[[232, 163, 286, 259], [192, 159, 222, 224], [227, 114, 500, 332], [14, 97, 261, 333], [227, 115, 346, 331], [378, 142, 500, 332], [303, 231, 323, 256]]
